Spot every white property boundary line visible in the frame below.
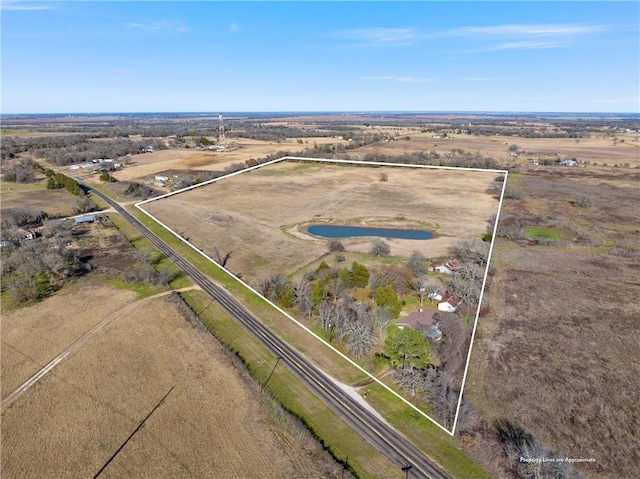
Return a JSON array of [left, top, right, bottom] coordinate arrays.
[[135, 156, 508, 436]]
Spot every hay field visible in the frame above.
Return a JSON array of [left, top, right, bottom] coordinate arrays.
[[110, 138, 338, 183], [146, 160, 499, 281], [1, 280, 136, 398], [1, 285, 331, 478], [355, 132, 640, 167]]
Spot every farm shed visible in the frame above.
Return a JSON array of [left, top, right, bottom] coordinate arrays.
[[74, 214, 96, 224]]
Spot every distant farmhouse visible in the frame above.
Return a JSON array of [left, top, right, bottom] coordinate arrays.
[[428, 259, 462, 275]]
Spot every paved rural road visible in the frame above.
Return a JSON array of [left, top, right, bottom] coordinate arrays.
[[87, 185, 452, 479]]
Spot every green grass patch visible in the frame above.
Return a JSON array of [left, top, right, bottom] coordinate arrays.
[[0, 291, 19, 312], [106, 277, 165, 298], [0, 129, 31, 135], [0, 178, 47, 194], [525, 226, 565, 241], [106, 213, 144, 242], [87, 191, 110, 210]]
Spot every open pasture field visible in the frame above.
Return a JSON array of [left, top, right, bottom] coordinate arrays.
[[108, 137, 340, 183], [145, 160, 499, 282], [1, 285, 332, 479], [354, 131, 640, 167], [1, 130, 85, 138], [466, 172, 640, 479], [1, 280, 137, 399], [0, 177, 78, 217]]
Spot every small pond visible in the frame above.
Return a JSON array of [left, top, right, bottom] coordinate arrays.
[[307, 224, 433, 240]]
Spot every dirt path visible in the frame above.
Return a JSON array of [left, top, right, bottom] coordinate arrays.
[[1, 286, 199, 410]]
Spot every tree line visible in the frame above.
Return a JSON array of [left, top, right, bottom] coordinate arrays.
[[2, 135, 167, 166], [251, 236, 492, 430]]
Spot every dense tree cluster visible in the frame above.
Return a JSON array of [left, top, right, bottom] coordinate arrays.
[[45, 170, 84, 196], [2, 158, 39, 183], [255, 260, 401, 358], [99, 171, 117, 182], [2, 135, 167, 166], [1, 219, 83, 304], [1, 215, 176, 306], [1, 207, 49, 230], [123, 182, 159, 199]]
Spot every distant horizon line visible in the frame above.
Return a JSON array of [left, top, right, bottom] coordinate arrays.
[[3, 110, 639, 118]]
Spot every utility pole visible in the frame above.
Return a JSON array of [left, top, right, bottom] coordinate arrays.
[[218, 114, 225, 143], [196, 299, 214, 316], [401, 464, 413, 479]]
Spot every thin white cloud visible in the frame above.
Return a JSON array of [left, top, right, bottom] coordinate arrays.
[[442, 24, 608, 38], [464, 77, 511, 82], [128, 20, 188, 34], [334, 27, 415, 46], [438, 23, 609, 53], [360, 76, 431, 84], [1, 1, 56, 11], [484, 40, 564, 51], [229, 23, 240, 33]]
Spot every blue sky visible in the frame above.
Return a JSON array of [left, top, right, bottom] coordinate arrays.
[[2, 1, 638, 113]]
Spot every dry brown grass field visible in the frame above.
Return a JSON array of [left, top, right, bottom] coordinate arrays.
[[356, 131, 640, 167], [465, 171, 640, 479], [1, 280, 137, 398], [0, 177, 78, 216], [1, 285, 337, 479], [102, 137, 341, 183], [145, 160, 499, 282]]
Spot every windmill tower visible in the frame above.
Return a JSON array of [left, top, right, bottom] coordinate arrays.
[[218, 114, 225, 143]]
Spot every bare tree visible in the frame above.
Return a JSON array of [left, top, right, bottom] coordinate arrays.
[[449, 238, 490, 266], [406, 250, 427, 275], [447, 276, 480, 306], [369, 265, 413, 296], [370, 239, 390, 257], [318, 300, 335, 331], [432, 312, 469, 376], [74, 195, 97, 214], [345, 320, 376, 358], [327, 239, 345, 252], [292, 276, 313, 318], [373, 307, 393, 337], [392, 366, 425, 398], [423, 369, 459, 429]]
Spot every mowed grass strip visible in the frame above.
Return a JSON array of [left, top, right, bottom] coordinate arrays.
[[129, 205, 492, 478], [366, 384, 493, 479], [181, 290, 403, 479]]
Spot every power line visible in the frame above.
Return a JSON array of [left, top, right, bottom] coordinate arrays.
[[93, 386, 175, 479]]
